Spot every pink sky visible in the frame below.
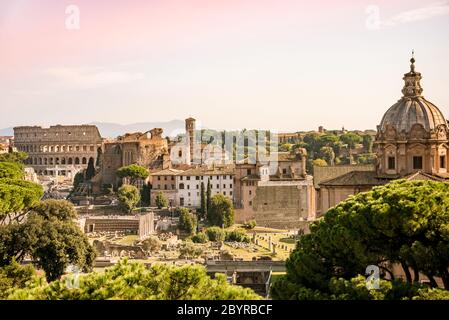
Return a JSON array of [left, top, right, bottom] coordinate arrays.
[[1, 0, 448, 131]]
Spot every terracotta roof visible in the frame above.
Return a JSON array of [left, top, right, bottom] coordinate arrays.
[[313, 164, 375, 188], [150, 168, 184, 176], [319, 171, 391, 187], [403, 171, 446, 182]]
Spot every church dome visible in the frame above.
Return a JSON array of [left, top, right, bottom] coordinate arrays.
[[379, 55, 448, 135]]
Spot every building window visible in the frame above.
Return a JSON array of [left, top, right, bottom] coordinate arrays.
[[216, 184, 219, 189], [196, 176, 200, 180], [157, 176, 161, 181], [187, 176, 191, 180], [388, 157, 395, 170], [179, 183, 184, 189], [282, 168, 287, 174], [196, 184, 199, 189], [164, 176, 167, 181], [180, 176, 183, 180], [247, 169, 251, 175], [230, 191, 233, 196], [413, 156, 423, 170], [188, 192, 191, 196], [441, 155, 446, 168], [164, 185, 167, 190], [230, 184, 233, 188], [249, 201, 252, 206], [223, 184, 226, 188], [224, 191, 226, 195], [249, 190, 252, 195], [187, 185, 190, 190], [172, 184, 175, 189], [178, 150, 182, 157]]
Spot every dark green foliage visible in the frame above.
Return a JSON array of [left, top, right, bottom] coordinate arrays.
[[5, 259, 261, 300], [178, 208, 197, 236], [140, 184, 150, 206], [85, 157, 96, 181], [117, 185, 141, 213], [116, 164, 149, 184], [199, 181, 207, 219], [0, 200, 96, 282], [207, 194, 234, 228], [205, 227, 226, 242], [155, 191, 168, 209], [272, 180, 449, 300], [0, 152, 28, 164], [0, 162, 24, 180], [225, 229, 250, 243], [73, 171, 84, 190], [192, 232, 208, 243], [206, 179, 212, 215]]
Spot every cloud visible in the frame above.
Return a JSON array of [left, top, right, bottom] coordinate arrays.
[[381, 1, 449, 28], [44, 67, 145, 89]]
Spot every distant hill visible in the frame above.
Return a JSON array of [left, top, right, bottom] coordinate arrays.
[[0, 127, 13, 136], [0, 120, 186, 139]]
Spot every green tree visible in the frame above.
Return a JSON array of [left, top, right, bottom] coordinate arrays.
[[319, 146, 335, 166], [199, 181, 207, 219], [0, 152, 28, 164], [225, 229, 250, 243], [179, 241, 203, 259], [178, 208, 197, 236], [155, 191, 168, 209], [0, 200, 96, 282], [0, 162, 24, 180], [340, 132, 362, 149], [192, 232, 208, 244], [0, 178, 43, 224], [6, 259, 261, 300], [206, 179, 212, 214], [116, 164, 149, 185], [85, 157, 96, 181], [73, 171, 85, 190], [140, 184, 150, 206], [271, 180, 449, 299], [205, 227, 226, 242], [312, 159, 327, 167], [207, 194, 235, 228], [0, 260, 38, 299], [117, 184, 141, 213], [362, 134, 374, 153]]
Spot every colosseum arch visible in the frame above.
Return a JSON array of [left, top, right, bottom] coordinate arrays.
[[75, 157, 80, 165], [68, 158, 73, 165], [61, 158, 66, 165], [82, 157, 87, 164]]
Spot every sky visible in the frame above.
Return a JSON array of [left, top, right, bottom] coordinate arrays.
[[1, 0, 449, 132]]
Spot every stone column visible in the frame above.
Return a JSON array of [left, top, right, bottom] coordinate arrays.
[[268, 236, 272, 252]]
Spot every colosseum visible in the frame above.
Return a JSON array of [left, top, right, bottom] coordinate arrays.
[[13, 125, 103, 181]]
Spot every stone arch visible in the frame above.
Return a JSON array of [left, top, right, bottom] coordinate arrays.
[[75, 157, 80, 165], [61, 158, 66, 165], [55, 157, 60, 165], [179, 183, 185, 189], [82, 157, 87, 165], [44, 158, 48, 165], [39, 158, 42, 165], [68, 158, 73, 165], [49, 158, 54, 165]]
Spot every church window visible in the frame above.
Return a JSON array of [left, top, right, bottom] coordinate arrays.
[[413, 156, 423, 170], [388, 157, 395, 170], [440, 155, 446, 168]]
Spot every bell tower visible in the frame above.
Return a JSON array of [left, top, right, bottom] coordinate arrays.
[[185, 117, 196, 164]]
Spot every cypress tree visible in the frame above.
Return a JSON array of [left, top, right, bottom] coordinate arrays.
[[206, 178, 212, 217], [200, 181, 206, 219]]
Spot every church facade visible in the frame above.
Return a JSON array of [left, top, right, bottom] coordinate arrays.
[[317, 55, 449, 214]]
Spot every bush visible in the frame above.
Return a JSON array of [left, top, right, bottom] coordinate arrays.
[[242, 220, 257, 229], [179, 242, 203, 259], [205, 227, 225, 242], [225, 229, 250, 243], [191, 232, 208, 244], [178, 208, 197, 236]]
